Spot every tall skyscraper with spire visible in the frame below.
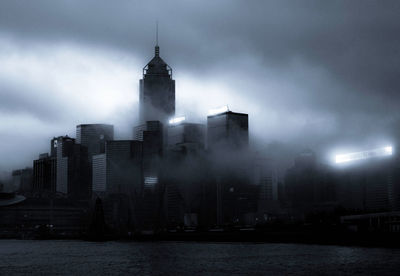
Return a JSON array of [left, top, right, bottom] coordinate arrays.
[[139, 31, 175, 124]]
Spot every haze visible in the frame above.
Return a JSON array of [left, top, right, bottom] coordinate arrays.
[[0, 0, 399, 173]]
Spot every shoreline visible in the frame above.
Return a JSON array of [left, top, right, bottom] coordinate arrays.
[[2, 230, 400, 249]]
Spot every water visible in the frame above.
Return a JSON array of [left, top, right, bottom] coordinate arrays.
[[0, 240, 400, 275]]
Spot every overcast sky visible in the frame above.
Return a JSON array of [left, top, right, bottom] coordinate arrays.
[[0, 0, 399, 172]]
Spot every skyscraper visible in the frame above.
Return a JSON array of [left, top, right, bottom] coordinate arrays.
[[207, 110, 249, 152], [54, 136, 90, 199], [167, 122, 205, 150], [92, 140, 142, 195], [33, 153, 57, 196], [76, 124, 114, 158], [139, 43, 175, 124]]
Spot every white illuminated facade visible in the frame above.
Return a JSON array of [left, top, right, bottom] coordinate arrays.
[[169, 116, 186, 125], [208, 105, 229, 116], [335, 146, 393, 164]]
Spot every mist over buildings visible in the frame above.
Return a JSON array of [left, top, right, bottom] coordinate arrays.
[[1, 0, 400, 173]]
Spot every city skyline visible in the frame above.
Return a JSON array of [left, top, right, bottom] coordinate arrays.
[[1, 1, 400, 173]]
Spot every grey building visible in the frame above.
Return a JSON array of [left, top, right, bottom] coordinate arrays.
[[92, 140, 142, 195], [12, 168, 33, 196], [139, 44, 175, 125], [207, 110, 249, 152], [334, 157, 400, 213], [33, 153, 57, 197], [54, 136, 90, 199], [167, 122, 205, 150], [76, 124, 114, 158], [134, 121, 163, 141], [285, 150, 337, 217]]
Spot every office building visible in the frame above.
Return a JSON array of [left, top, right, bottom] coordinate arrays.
[[167, 122, 205, 150], [92, 140, 142, 195], [33, 153, 57, 197], [54, 136, 90, 199], [76, 124, 114, 158], [134, 121, 163, 141], [207, 110, 249, 152], [285, 150, 336, 216], [139, 43, 175, 124], [12, 168, 33, 196]]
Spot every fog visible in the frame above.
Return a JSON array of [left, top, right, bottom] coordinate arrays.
[[0, 0, 399, 173]]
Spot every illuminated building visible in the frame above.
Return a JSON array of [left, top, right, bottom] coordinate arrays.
[[335, 146, 393, 164]]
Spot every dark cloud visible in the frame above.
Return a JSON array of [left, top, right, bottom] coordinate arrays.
[[0, 0, 399, 170]]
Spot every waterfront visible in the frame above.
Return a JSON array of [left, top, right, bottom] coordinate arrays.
[[1, 240, 400, 275]]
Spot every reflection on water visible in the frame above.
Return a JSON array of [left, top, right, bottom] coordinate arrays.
[[0, 240, 400, 275]]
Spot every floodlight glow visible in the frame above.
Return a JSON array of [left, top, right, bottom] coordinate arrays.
[[144, 176, 158, 189], [208, 105, 229, 116], [335, 146, 393, 164], [169, 116, 186, 124]]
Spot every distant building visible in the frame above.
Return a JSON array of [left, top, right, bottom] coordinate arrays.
[[207, 110, 249, 152], [33, 153, 56, 197], [285, 150, 336, 216], [54, 136, 90, 199], [76, 124, 114, 158], [139, 43, 175, 125], [92, 140, 142, 195], [167, 122, 205, 150], [334, 157, 400, 213], [12, 168, 33, 195], [134, 121, 163, 141]]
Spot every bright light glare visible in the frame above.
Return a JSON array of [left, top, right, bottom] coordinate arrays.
[[335, 146, 393, 164], [208, 105, 229, 116], [169, 116, 186, 125], [144, 176, 158, 189]]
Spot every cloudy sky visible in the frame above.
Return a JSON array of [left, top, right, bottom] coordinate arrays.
[[0, 0, 399, 172]]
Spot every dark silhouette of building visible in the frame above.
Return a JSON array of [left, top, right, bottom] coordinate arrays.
[[334, 156, 400, 213], [207, 110, 249, 152], [139, 43, 175, 124], [54, 136, 90, 199], [285, 150, 336, 218], [12, 168, 33, 196], [134, 121, 163, 141], [33, 153, 56, 197], [76, 124, 114, 158], [167, 122, 205, 150], [92, 140, 142, 195]]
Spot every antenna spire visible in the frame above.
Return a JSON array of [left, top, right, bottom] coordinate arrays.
[[156, 20, 159, 46], [155, 21, 160, 57]]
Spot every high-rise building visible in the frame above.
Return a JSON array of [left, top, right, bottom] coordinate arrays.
[[33, 153, 56, 196], [134, 121, 163, 141], [92, 140, 142, 195], [12, 168, 33, 196], [285, 150, 336, 216], [167, 122, 205, 150], [54, 136, 90, 199], [139, 43, 175, 124], [76, 124, 114, 158], [334, 157, 399, 212], [207, 110, 249, 152]]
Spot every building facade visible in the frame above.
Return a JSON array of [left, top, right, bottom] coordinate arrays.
[[139, 44, 175, 125]]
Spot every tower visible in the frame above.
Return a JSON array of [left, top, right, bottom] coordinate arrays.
[[139, 35, 175, 125]]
